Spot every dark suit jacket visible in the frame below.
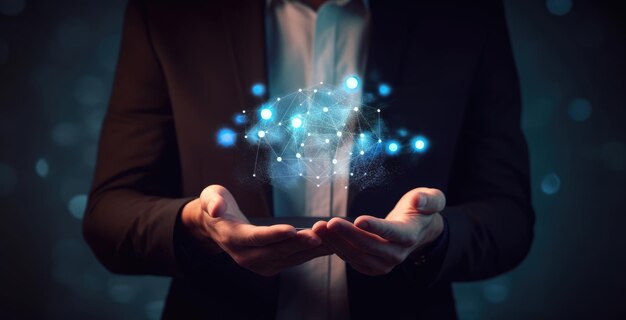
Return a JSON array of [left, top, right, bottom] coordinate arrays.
[[83, 0, 535, 319]]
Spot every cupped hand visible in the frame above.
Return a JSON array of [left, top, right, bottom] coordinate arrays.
[[181, 185, 332, 276], [312, 188, 445, 276]]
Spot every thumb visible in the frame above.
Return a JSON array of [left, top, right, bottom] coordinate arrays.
[[206, 195, 226, 218], [355, 215, 407, 244], [200, 185, 234, 219], [400, 188, 446, 215]]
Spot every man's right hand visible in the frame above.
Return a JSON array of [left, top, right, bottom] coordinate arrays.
[[181, 185, 331, 276]]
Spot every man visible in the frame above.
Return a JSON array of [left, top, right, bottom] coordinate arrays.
[[83, 0, 535, 319]]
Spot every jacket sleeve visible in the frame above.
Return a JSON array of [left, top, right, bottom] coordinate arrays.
[[82, 0, 193, 277], [433, 0, 535, 284]]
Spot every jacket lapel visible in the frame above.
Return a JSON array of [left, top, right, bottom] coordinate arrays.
[[219, 0, 275, 216], [348, 0, 411, 216]]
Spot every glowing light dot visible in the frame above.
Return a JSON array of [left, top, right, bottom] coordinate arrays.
[[360, 133, 365, 138], [242, 110, 246, 113], [378, 83, 391, 96], [309, 159, 313, 162], [320, 81, 324, 84], [317, 184, 320, 187], [251, 83, 265, 96], [337, 131, 342, 137], [276, 97, 281, 101], [316, 176, 320, 179], [353, 107, 359, 112], [378, 139, 382, 143], [412, 136, 429, 153], [328, 92, 332, 95], [260, 108, 272, 120], [291, 117, 303, 128], [244, 135, 248, 138], [350, 172, 354, 176], [298, 88, 302, 92], [301, 143, 305, 147], [332, 159, 337, 164], [217, 128, 237, 147], [314, 89, 318, 93], [388, 143, 399, 152], [344, 186, 348, 189], [258, 130, 266, 138], [253, 174, 256, 177], [325, 139, 330, 143], [377, 109, 381, 113], [296, 153, 302, 158], [323, 107, 329, 112], [360, 150, 365, 155], [277, 157, 282, 162], [299, 173, 303, 176], [345, 76, 359, 89]]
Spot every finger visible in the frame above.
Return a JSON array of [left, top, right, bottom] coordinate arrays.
[[229, 224, 297, 247], [354, 215, 416, 247], [201, 185, 249, 220], [327, 218, 403, 263], [243, 230, 321, 260], [313, 221, 388, 271], [401, 188, 446, 215]]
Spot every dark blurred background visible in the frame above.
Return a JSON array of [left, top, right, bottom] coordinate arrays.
[[0, 0, 624, 319]]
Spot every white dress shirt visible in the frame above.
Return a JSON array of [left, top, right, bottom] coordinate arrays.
[[265, 0, 369, 319]]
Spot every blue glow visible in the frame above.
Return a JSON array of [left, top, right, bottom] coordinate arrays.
[[234, 114, 247, 125], [386, 141, 400, 155], [260, 108, 272, 120], [35, 158, 49, 177], [345, 75, 360, 90], [378, 83, 391, 96], [568, 98, 592, 122], [412, 136, 429, 153], [251, 83, 266, 96], [217, 128, 237, 147], [291, 117, 303, 128], [68, 194, 87, 220], [546, 0, 572, 16], [541, 173, 561, 195]]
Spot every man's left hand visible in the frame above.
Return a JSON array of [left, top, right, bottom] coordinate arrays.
[[312, 188, 446, 276]]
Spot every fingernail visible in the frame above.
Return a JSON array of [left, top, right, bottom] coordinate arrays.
[[207, 199, 216, 217], [358, 221, 369, 229], [308, 237, 320, 246], [418, 192, 428, 210]]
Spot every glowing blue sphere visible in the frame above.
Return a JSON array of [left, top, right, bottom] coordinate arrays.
[[251, 83, 265, 96], [412, 136, 429, 153], [345, 76, 359, 90], [378, 84, 391, 96], [291, 117, 303, 128], [260, 108, 272, 120], [234, 114, 247, 125], [387, 141, 400, 155], [217, 128, 237, 147]]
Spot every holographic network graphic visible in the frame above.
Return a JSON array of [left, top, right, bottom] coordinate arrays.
[[217, 78, 429, 191]]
